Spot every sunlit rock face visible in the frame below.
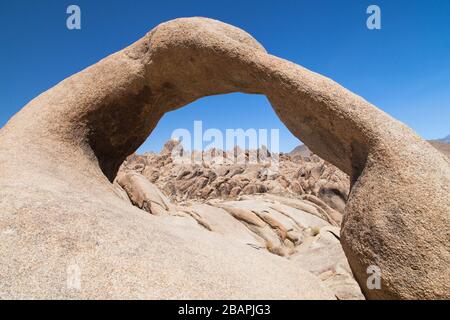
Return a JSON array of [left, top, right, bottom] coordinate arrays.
[[120, 140, 348, 218], [0, 17, 448, 299]]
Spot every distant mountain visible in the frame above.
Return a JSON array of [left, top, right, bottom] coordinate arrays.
[[289, 144, 311, 158], [290, 134, 450, 159], [429, 135, 450, 157], [438, 135, 450, 143]]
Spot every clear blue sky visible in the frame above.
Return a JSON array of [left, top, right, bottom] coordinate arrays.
[[1, 0, 449, 153]]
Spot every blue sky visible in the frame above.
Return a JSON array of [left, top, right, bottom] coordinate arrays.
[[1, 0, 449, 153]]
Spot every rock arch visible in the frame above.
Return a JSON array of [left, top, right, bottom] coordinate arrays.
[[0, 18, 448, 299]]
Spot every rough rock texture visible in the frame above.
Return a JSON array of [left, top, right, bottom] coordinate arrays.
[[119, 139, 348, 224], [114, 172, 364, 299], [0, 17, 449, 299]]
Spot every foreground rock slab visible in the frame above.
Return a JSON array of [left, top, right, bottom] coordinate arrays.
[[0, 17, 449, 299], [115, 171, 363, 299]]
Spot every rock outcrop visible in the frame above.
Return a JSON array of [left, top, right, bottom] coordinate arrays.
[[114, 171, 364, 299], [0, 17, 449, 299], [119, 139, 348, 224]]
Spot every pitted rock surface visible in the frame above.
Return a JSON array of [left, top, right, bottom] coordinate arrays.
[[0, 17, 449, 299]]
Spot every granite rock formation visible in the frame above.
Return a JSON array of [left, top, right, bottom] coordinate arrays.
[[0, 17, 449, 299], [119, 140, 348, 224], [115, 170, 364, 299]]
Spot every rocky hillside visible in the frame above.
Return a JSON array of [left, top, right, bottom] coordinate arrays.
[[114, 144, 364, 299], [114, 170, 364, 299], [113, 136, 449, 300], [119, 140, 350, 216], [112, 140, 366, 299]]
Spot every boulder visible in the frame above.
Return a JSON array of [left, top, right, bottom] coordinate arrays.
[[0, 17, 448, 299]]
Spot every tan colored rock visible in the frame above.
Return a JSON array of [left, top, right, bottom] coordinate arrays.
[[197, 196, 360, 298], [116, 171, 176, 215], [122, 144, 350, 213], [188, 204, 265, 248], [0, 17, 448, 299], [301, 194, 342, 226], [291, 226, 364, 300]]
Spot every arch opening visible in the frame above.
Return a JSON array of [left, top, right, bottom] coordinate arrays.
[[115, 92, 350, 215]]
